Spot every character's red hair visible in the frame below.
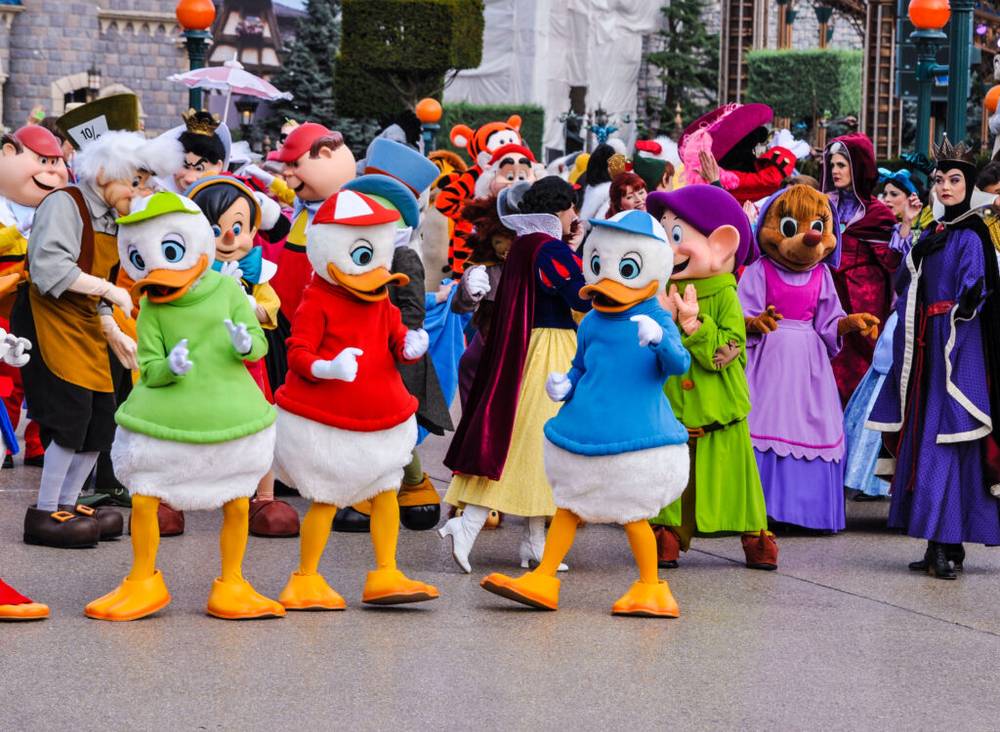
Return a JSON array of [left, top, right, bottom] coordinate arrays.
[[606, 172, 647, 218]]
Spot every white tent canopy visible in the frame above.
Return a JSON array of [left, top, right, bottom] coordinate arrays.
[[444, 0, 661, 156]]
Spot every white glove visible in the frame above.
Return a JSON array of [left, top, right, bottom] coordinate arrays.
[[254, 191, 282, 231], [1, 333, 31, 367], [464, 265, 491, 300], [631, 314, 663, 347], [402, 328, 429, 360], [67, 273, 133, 313], [100, 314, 138, 370], [219, 260, 244, 281], [246, 292, 258, 309], [243, 164, 275, 187], [545, 371, 572, 402], [311, 347, 363, 382], [223, 319, 253, 355], [168, 338, 193, 376]]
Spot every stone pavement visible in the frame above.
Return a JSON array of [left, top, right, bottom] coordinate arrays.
[[2, 430, 999, 731]]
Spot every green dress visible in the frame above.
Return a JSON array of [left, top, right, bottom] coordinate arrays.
[[116, 270, 275, 444], [650, 274, 768, 534]]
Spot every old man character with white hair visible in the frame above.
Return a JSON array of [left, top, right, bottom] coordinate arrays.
[[12, 94, 183, 549]]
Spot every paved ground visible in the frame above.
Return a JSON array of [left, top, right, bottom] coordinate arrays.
[[3, 428, 1000, 731]]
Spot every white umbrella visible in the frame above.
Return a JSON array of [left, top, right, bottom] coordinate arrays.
[[168, 56, 293, 123]]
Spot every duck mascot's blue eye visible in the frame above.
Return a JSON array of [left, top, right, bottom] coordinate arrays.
[[590, 254, 601, 275], [128, 248, 145, 271], [351, 244, 374, 266], [161, 239, 187, 263], [619, 255, 641, 279]]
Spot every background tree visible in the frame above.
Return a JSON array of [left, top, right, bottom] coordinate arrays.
[[268, 0, 339, 127], [644, 0, 719, 135]]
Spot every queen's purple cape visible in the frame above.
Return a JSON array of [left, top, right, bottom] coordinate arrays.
[[867, 225, 1000, 545]]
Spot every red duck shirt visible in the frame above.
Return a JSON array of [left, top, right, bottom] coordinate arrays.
[[275, 277, 419, 432]]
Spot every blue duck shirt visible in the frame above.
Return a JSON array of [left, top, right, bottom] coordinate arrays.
[[544, 297, 690, 456]]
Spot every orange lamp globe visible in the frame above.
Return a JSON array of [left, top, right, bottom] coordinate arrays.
[[416, 98, 443, 125], [907, 0, 951, 31], [987, 85, 1000, 116], [176, 0, 216, 31]]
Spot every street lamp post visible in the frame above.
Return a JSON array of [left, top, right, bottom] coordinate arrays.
[[415, 98, 443, 156], [235, 98, 259, 151], [175, 0, 216, 111], [946, 0, 974, 141], [908, 0, 951, 156]]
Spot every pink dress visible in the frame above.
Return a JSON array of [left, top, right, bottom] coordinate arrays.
[[738, 258, 847, 531]]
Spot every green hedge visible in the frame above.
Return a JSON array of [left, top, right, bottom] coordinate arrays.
[[746, 49, 862, 120], [440, 102, 545, 162], [341, 0, 483, 72]]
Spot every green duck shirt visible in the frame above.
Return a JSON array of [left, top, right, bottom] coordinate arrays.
[[116, 270, 276, 443]]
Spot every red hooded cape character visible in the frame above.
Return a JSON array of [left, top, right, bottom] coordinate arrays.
[[822, 132, 900, 404]]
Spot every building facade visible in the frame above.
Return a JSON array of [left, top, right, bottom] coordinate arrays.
[[0, 0, 191, 134]]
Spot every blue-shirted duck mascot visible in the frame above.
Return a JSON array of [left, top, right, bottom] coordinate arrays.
[[481, 210, 692, 618]]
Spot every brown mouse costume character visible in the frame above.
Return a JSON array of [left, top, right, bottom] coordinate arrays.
[[738, 185, 878, 532]]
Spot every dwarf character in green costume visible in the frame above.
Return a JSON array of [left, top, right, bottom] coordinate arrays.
[[85, 191, 285, 622], [646, 186, 778, 570]]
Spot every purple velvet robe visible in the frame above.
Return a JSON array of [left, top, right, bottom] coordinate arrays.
[[868, 226, 1000, 544]]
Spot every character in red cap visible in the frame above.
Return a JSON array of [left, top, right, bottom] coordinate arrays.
[[241, 122, 356, 395], [0, 126, 70, 468], [272, 190, 439, 610]]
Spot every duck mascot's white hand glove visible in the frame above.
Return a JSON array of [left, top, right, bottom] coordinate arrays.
[[1, 332, 31, 367], [312, 347, 363, 382], [168, 338, 193, 376], [219, 260, 244, 281], [545, 371, 572, 402], [630, 314, 663, 347], [464, 265, 491, 300], [403, 328, 429, 360], [223, 319, 253, 355]]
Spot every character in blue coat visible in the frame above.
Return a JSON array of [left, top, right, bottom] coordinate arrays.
[[481, 210, 691, 617]]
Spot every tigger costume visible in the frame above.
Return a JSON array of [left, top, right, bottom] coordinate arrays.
[[435, 116, 522, 275]]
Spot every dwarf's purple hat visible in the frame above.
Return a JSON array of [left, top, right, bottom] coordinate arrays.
[[755, 186, 842, 269], [679, 103, 773, 161], [647, 186, 757, 268]]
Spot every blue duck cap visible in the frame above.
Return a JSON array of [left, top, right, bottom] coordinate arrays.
[[342, 174, 419, 229], [588, 210, 667, 243], [364, 138, 439, 196]]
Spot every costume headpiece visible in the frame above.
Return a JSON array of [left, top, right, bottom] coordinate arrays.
[[182, 109, 222, 137], [607, 153, 631, 179]]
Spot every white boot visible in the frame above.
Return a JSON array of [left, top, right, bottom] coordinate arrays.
[[438, 503, 489, 573], [519, 516, 568, 572]]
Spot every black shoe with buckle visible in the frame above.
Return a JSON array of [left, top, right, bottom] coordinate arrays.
[[60, 504, 123, 541], [23, 506, 100, 548]]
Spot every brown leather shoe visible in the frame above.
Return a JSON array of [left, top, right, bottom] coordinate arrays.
[[23, 506, 100, 548], [742, 530, 779, 570], [60, 504, 123, 541], [158, 503, 184, 536], [653, 525, 680, 568], [249, 498, 300, 538]]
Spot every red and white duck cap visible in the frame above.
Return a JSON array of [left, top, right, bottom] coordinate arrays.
[[314, 190, 400, 227]]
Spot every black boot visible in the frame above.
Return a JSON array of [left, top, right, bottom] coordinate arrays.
[[946, 543, 965, 572], [907, 542, 933, 572], [926, 541, 957, 580]]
